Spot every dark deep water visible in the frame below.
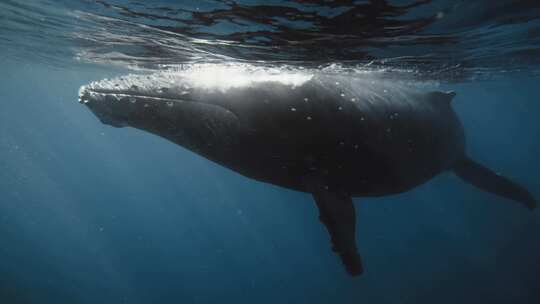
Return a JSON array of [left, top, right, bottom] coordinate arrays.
[[1, 1, 540, 303]]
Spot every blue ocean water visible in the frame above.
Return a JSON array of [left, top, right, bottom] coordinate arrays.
[[1, 1, 539, 303]]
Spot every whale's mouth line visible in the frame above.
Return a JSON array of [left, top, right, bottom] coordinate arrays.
[[79, 86, 193, 104]]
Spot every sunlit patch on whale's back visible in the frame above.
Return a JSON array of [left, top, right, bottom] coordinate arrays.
[[173, 63, 314, 92]]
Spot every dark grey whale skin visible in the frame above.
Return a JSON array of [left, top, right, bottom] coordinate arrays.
[[80, 73, 536, 276]]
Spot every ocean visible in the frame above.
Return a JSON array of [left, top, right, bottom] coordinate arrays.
[[1, 1, 539, 303]]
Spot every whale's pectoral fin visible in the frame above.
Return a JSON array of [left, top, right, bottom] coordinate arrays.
[[453, 156, 537, 210], [310, 189, 363, 276]]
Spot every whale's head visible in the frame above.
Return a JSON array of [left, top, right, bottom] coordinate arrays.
[[78, 70, 246, 153], [78, 72, 196, 128], [78, 65, 314, 151], [79, 65, 313, 127]]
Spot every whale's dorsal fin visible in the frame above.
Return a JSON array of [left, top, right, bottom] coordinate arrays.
[[453, 156, 537, 210], [428, 91, 456, 104], [303, 177, 363, 276]]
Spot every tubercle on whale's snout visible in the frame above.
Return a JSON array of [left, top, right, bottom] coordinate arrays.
[[78, 77, 109, 104], [77, 76, 137, 104], [78, 85, 91, 104]]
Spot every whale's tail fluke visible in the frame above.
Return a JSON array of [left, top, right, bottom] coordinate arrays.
[[453, 157, 537, 210]]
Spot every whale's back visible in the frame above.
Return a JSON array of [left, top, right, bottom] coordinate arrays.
[[188, 75, 465, 196]]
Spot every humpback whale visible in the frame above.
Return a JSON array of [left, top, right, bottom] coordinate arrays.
[[78, 65, 536, 276]]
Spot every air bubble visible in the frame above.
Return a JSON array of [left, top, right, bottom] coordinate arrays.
[[166, 101, 174, 107], [306, 116, 312, 120], [340, 93, 345, 97], [129, 97, 136, 103], [304, 97, 309, 102], [290, 107, 297, 112], [338, 106, 343, 111]]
